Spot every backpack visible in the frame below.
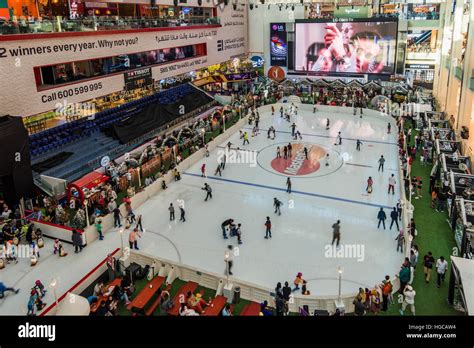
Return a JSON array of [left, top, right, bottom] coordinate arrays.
[[382, 282, 392, 295]]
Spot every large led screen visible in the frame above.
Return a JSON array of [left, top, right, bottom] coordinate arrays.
[[295, 20, 398, 75]]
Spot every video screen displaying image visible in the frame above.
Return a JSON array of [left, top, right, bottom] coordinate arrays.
[[270, 23, 288, 66], [295, 21, 398, 74]]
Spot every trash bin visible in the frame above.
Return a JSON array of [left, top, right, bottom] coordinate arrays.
[[233, 286, 241, 304]]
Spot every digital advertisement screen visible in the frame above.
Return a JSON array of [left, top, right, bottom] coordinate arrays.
[[270, 23, 288, 67], [295, 20, 398, 75]]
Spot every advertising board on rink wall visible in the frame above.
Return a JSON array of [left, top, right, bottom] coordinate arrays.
[[0, 1, 247, 116]]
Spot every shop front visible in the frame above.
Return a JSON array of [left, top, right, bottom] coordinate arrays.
[[405, 63, 436, 89]]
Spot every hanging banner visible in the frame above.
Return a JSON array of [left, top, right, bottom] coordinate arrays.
[[333, 6, 370, 18], [270, 23, 287, 67]]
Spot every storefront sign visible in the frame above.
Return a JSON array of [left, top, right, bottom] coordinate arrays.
[[406, 64, 435, 69], [270, 23, 287, 67], [333, 6, 369, 18], [267, 66, 286, 82], [124, 67, 153, 91]]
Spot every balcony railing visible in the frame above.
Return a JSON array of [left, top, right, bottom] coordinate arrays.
[[0, 17, 220, 35]]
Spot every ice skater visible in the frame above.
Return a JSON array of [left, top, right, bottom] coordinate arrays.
[[286, 177, 292, 193], [303, 146, 308, 160], [221, 219, 233, 239], [283, 146, 288, 160], [326, 118, 330, 130], [395, 230, 404, 252], [390, 208, 399, 230], [227, 141, 233, 151], [221, 153, 226, 170], [377, 208, 387, 229], [235, 147, 242, 161], [279, 106, 284, 117], [276, 146, 281, 159], [387, 123, 391, 134], [0, 282, 20, 299], [356, 139, 362, 151], [201, 163, 206, 177], [168, 203, 175, 221], [294, 130, 302, 140], [378, 155, 385, 172], [202, 183, 212, 201], [313, 104, 317, 113], [264, 216, 272, 239], [334, 132, 342, 146], [367, 176, 374, 194], [288, 143, 293, 157], [332, 220, 341, 247], [290, 123, 296, 137], [215, 164, 222, 176], [179, 206, 186, 222], [234, 223, 243, 244], [273, 198, 282, 216], [225, 245, 233, 275], [388, 174, 396, 195], [243, 132, 249, 145]]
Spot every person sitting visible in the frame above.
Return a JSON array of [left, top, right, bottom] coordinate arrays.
[[159, 290, 174, 313], [259, 300, 273, 316], [221, 303, 232, 316], [174, 169, 181, 181], [161, 180, 168, 190], [186, 291, 210, 314], [178, 303, 199, 316]]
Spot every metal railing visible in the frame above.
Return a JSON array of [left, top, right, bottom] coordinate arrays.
[[0, 16, 220, 35]]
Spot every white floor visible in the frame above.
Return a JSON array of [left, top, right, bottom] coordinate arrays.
[[0, 105, 405, 314]]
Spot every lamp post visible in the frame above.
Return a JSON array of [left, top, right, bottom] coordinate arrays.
[[83, 199, 90, 227], [119, 228, 124, 254], [201, 128, 206, 144], [224, 249, 230, 286], [337, 267, 343, 303], [136, 167, 141, 187]]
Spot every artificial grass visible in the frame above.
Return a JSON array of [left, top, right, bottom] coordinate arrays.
[[376, 124, 461, 316]]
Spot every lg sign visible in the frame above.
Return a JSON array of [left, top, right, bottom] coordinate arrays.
[[272, 24, 285, 31]]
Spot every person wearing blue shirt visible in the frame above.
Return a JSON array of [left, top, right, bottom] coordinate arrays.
[[0, 282, 19, 298], [221, 304, 232, 316]]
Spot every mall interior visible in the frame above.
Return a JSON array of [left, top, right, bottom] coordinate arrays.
[[0, 0, 473, 318]]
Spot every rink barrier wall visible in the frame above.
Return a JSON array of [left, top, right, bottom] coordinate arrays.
[[27, 218, 86, 246], [40, 247, 121, 316], [128, 249, 400, 315]]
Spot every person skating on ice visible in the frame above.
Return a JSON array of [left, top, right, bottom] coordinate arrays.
[[377, 208, 387, 230], [168, 203, 175, 221], [221, 219, 234, 239], [356, 139, 362, 151], [273, 198, 282, 216], [395, 230, 404, 253], [264, 216, 272, 239], [332, 220, 341, 247], [367, 176, 374, 194], [387, 123, 391, 134], [303, 146, 308, 160], [243, 132, 249, 145], [224, 245, 233, 275], [326, 118, 330, 130], [335, 132, 342, 146], [201, 163, 206, 177], [276, 146, 281, 159], [221, 153, 226, 170], [390, 207, 399, 230], [286, 177, 292, 193], [287, 143, 293, 157], [290, 123, 296, 137], [283, 146, 288, 160], [378, 155, 385, 172], [179, 206, 186, 222], [279, 106, 284, 118], [202, 183, 212, 201], [235, 223, 243, 244], [215, 163, 222, 176], [388, 174, 396, 195], [295, 130, 302, 140], [227, 141, 233, 151]]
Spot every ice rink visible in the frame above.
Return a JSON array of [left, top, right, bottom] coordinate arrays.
[[132, 104, 405, 296]]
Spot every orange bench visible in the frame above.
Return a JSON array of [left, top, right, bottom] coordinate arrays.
[[167, 281, 198, 316], [240, 302, 261, 316], [145, 283, 172, 316], [202, 295, 227, 316], [127, 276, 165, 312]]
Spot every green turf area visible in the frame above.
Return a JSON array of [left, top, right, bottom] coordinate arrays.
[[376, 124, 461, 316]]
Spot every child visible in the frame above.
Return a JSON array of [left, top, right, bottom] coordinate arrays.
[[301, 281, 310, 295], [53, 239, 60, 254], [161, 180, 168, 190], [293, 272, 304, 291], [95, 220, 104, 241], [367, 177, 374, 194], [58, 242, 68, 257], [34, 280, 47, 298]]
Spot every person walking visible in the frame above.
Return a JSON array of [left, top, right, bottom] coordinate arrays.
[[221, 154, 227, 170], [72, 229, 83, 253], [387, 123, 391, 134], [283, 146, 288, 160], [381, 275, 393, 312], [169, 203, 175, 221], [221, 219, 234, 239], [202, 183, 212, 201], [287, 143, 293, 157], [378, 155, 385, 172], [331, 220, 341, 247], [356, 139, 362, 151], [399, 285, 416, 316], [390, 208, 399, 230], [286, 177, 292, 193], [128, 228, 141, 250], [388, 174, 396, 195], [423, 251, 435, 283], [264, 216, 272, 239], [201, 163, 206, 177], [224, 245, 233, 275], [396, 200, 403, 221], [326, 118, 330, 130], [95, 219, 104, 241], [395, 230, 404, 253], [179, 206, 186, 222], [290, 123, 296, 137], [436, 256, 448, 288], [334, 132, 342, 146], [273, 198, 282, 216], [215, 164, 222, 176], [377, 208, 387, 229], [276, 146, 281, 159], [304, 146, 308, 160], [113, 207, 122, 228]]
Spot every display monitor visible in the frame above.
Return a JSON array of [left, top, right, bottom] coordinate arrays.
[[294, 19, 398, 75]]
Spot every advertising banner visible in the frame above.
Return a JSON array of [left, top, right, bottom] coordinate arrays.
[[270, 23, 287, 67], [124, 67, 153, 91], [333, 6, 370, 18]]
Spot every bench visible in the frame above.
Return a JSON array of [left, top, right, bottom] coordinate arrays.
[[127, 276, 165, 312], [145, 283, 172, 316], [201, 295, 227, 316], [167, 281, 198, 316], [240, 302, 261, 316]]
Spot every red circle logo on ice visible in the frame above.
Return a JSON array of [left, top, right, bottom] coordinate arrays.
[[271, 144, 327, 176]]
